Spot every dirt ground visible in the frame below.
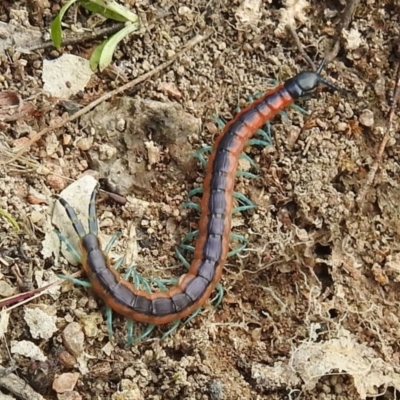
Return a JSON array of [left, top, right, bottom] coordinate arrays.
[[1, 0, 400, 399]]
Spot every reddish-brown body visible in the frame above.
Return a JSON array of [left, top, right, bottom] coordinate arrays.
[[59, 67, 335, 325]]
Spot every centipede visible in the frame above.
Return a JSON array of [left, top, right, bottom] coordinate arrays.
[[56, 59, 340, 331]]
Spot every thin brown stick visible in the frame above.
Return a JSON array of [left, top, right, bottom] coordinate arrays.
[[0, 271, 82, 311], [287, 0, 358, 69], [356, 61, 400, 204], [19, 22, 125, 52], [2, 31, 211, 165], [326, 0, 360, 63], [287, 23, 315, 70]]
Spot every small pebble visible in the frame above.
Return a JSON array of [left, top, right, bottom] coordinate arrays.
[[63, 134, 72, 145], [79, 313, 101, 338], [116, 118, 126, 132], [243, 43, 252, 52], [57, 350, 77, 369], [336, 122, 348, 132], [58, 391, 82, 400], [359, 109, 374, 127], [99, 144, 117, 161], [62, 322, 84, 356], [31, 210, 44, 223], [76, 137, 93, 151], [208, 380, 223, 400], [52, 372, 79, 393], [46, 174, 67, 190], [124, 367, 136, 378], [90, 362, 112, 377]]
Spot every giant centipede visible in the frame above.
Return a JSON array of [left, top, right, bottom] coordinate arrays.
[[58, 59, 340, 325]]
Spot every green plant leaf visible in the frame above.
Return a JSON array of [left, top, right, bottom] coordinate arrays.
[[97, 22, 140, 71], [81, 0, 139, 23], [0, 208, 20, 231], [89, 38, 108, 71], [50, 0, 80, 49]]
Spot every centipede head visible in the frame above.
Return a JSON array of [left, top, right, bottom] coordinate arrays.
[[284, 58, 344, 99]]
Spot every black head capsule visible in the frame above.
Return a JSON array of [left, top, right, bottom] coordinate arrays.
[[284, 58, 342, 100]]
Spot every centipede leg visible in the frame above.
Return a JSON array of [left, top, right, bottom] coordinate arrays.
[[113, 257, 125, 271], [55, 232, 92, 295], [227, 233, 248, 257], [255, 123, 272, 142], [175, 246, 191, 269], [210, 283, 224, 307], [123, 266, 153, 295], [183, 189, 255, 214], [232, 192, 256, 213], [161, 320, 181, 339], [134, 324, 156, 344], [236, 171, 259, 179], [246, 138, 271, 147], [126, 320, 134, 346], [57, 274, 92, 287], [105, 306, 114, 339], [126, 320, 156, 346], [177, 230, 247, 258], [184, 307, 201, 325], [149, 277, 178, 289], [104, 232, 122, 253], [289, 103, 310, 115], [122, 265, 157, 344], [54, 230, 83, 263], [103, 258, 125, 340]]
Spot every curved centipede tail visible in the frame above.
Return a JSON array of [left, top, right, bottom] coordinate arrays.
[[57, 197, 87, 239]]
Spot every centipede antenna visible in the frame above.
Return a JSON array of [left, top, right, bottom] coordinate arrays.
[[318, 76, 345, 94], [88, 185, 99, 236], [316, 58, 327, 74], [316, 58, 347, 95]]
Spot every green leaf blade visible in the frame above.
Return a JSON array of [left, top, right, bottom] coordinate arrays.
[[81, 0, 140, 23], [50, 0, 80, 49], [97, 22, 140, 71]]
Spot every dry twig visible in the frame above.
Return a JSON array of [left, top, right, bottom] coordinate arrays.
[[0, 271, 82, 311], [287, 22, 315, 69], [19, 22, 125, 52], [325, 0, 360, 63], [356, 61, 400, 203], [286, 0, 359, 67]]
